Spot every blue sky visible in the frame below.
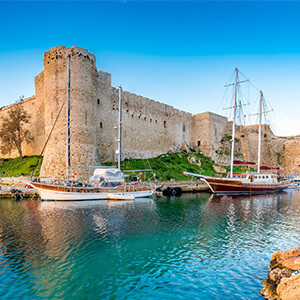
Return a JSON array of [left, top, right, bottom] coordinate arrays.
[[0, 1, 300, 135]]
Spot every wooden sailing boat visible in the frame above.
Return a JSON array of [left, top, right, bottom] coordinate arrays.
[[184, 68, 290, 195], [26, 56, 155, 201]]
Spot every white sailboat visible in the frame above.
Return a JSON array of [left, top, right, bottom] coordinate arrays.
[[26, 56, 155, 201]]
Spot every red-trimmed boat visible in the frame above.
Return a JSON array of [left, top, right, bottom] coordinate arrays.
[[183, 172, 290, 195], [184, 69, 291, 195]]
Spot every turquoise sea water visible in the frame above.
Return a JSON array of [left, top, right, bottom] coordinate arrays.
[[0, 191, 300, 299]]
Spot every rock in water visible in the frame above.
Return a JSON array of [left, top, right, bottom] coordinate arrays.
[[260, 247, 300, 299]]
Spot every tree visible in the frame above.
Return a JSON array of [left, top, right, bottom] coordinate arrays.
[[0, 98, 33, 161]]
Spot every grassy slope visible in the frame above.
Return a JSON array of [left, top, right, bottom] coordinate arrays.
[[0, 156, 43, 177], [106, 152, 251, 181], [0, 153, 252, 181]]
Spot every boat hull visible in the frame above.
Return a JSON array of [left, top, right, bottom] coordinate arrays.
[[35, 188, 154, 201], [107, 193, 135, 201], [31, 183, 154, 201], [203, 178, 290, 195]]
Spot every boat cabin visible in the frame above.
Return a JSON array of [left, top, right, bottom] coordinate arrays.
[[232, 172, 278, 183], [252, 173, 278, 183], [89, 168, 125, 187], [293, 177, 300, 185], [232, 173, 248, 179]]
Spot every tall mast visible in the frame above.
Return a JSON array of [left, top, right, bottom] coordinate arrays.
[[230, 68, 238, 178], [66, 55, 71, 182], [257, 90, 263, 173], [118, 85, 122, 169]]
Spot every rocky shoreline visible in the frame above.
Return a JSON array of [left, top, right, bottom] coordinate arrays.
[[260, 247, 300, 299]]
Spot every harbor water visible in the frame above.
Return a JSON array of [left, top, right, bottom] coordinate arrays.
[[0, 191, 300, 299]]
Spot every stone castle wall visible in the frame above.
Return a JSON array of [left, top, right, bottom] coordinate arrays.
[[236, 125, 285, 168], [0, 45, 299, 178], [40, 46, 100, 178], [0, 46, 195, 179], [39, 46, 195, 178], [282, 136, 300, 172], [0, 96, 43, 158], [119, 90, 194, 160], [193, 112, 286, 169], [193, 112, 228, 159]]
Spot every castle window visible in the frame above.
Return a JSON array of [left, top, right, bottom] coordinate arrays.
[[164, 121, 166, 128], [197, 140, 201, 147], [100, 122, 103, 129], [150, 119, 152, 123], [85, 111, 87, 126], [97, 99, 100, 105], [264, 133, 267, 138], [155, 120, 157, 124], [241, 135, 245, 138], [183, 124, 186, 132]]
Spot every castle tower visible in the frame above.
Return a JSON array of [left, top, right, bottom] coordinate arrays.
[[40, 46, 100, 179]]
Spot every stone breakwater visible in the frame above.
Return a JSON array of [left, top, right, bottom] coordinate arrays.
[[260, 247, 300, 299]]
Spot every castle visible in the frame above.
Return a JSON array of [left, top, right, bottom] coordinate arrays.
[[1, 46, 300, 178]]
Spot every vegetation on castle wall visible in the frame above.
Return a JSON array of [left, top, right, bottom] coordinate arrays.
[[217, 134, 243, 160], [0, 153, 256, 181], [0, 99, 33, 161], [0, 156, 42, 177], [104, 152, 244, 181], [276, 152, 283, 165]]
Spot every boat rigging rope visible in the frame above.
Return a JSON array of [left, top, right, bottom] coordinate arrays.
[[30, 100, 66, 179]]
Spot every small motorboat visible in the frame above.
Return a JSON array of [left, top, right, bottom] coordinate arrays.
[[107, 193, 135, 201]]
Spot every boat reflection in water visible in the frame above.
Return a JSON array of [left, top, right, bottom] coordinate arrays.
[[0, 191, 300, 299]]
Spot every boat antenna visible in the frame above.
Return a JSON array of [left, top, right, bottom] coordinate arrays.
[[118, 85, 122, 169], [230, 68, 238, 178], [258, 90, 263, 173], [66, 55, 71, 182]]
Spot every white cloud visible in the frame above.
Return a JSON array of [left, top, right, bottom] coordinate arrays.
[[276, 118, 300, 137]]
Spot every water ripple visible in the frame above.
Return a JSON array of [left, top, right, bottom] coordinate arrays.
[[0, 193, 299, 299]]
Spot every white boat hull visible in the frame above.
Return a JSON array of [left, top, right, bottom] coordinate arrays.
[[36, 187, 154, 201], [107, 193, 135, 200]]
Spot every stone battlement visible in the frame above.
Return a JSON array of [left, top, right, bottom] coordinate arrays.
[[45, 46, 96, 63]]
